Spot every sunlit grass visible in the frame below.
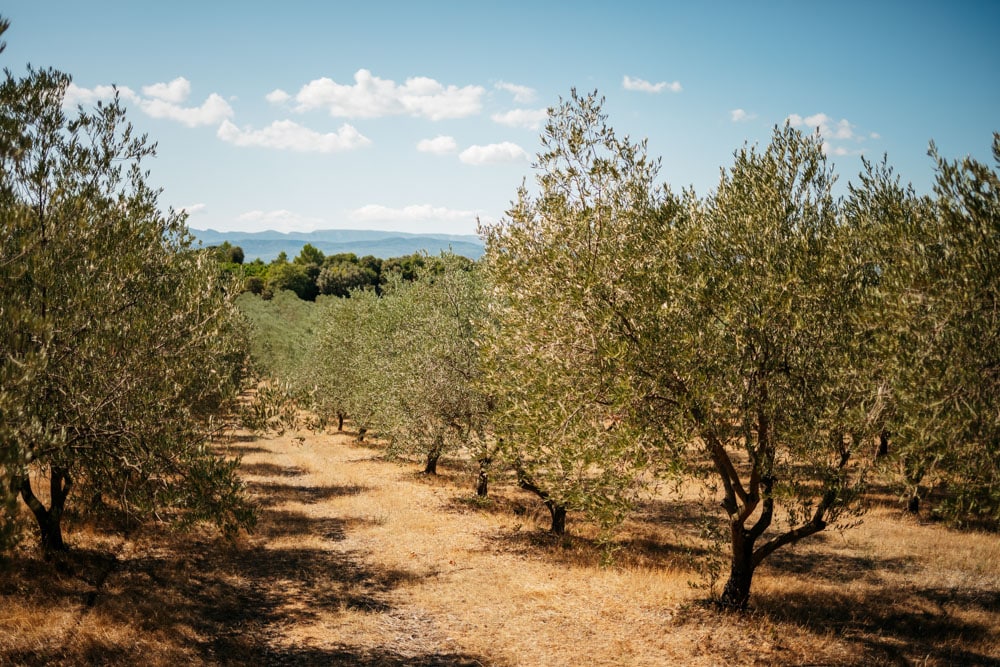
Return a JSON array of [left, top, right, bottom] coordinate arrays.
[[1, 425, 997, 665]]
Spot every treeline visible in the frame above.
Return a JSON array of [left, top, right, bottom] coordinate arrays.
[[212, 240, 455, 301], [242, 91, 998, 611]]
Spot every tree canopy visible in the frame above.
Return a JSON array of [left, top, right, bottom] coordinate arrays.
[[0, 65, 256, 555]]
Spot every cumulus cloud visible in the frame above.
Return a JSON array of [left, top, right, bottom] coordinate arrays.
[[495, 81, 536, 103], [350, 203, 478, 223], [142, 77, 191, 104], [217, 119, 371, 152], [140, 93, 233, 127], [236, 209, 325, 233], [290, 69, 484, 120], [623, 75, 682, 93], [65, 78, 232, 127], [458, 142, 529, 165], [417, 135, 458, 154], [179, 203, 207, 216], [265, 88, 291, 104], [786, 112, 855, 140], [786, 112, 876, 157], [491, 108, 548, 129], [730, 108, 757, 122], [64, 82, 140, 107]]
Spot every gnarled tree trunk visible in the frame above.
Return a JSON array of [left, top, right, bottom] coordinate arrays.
[[17, 466, 72, 557]]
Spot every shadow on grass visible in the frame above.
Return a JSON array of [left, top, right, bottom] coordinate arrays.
[[0, 478, 488, 666], [247, 481, 369, 507], [240, 461, 309, 477], [761, 544, 914, 586], [755, 585, 1000, 666]]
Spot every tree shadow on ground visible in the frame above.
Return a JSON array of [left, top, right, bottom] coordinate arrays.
[[246, 481, 368, 507], [255, 508, 377, 542], [754, 584, 1000, 666], [760, 543, 914, 586], [0, 479, 488, 666], [240, 462, 310, 477]]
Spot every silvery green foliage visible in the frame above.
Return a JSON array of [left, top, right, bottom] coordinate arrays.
[[307, 255, 491, 475], [871, 136, 1000, 525], [480, 90, 671, 535], [0, 67, 255, 552], [482, 91, 891, 605]]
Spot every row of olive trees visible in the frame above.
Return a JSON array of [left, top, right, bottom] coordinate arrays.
[[296, 254, 495, 486], [1, 62, 259, 556], [232, 89, 996, 611], [479, 90, 999, 609]]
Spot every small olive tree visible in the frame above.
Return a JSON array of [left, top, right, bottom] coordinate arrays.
[[0, 66, 256, 555], [307, 255, 493, 484]]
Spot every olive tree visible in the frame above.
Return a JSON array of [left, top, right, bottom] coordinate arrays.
[[878, 136, 1000, 524], [482, 92, 891, 606], [308, 255, 492, 484], [654, 127, 888, 609], [480, 90, 673, 535], [0, 66, 256, 555]]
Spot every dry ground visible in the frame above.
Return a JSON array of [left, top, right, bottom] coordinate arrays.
[[1, 427, 999, 666]]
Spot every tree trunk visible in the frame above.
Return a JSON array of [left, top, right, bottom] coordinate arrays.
[[357, 427, 366, 442], [423, 437, 443, 475], [517, 468, 567, 534], [337, 412, 345, 432], [907, 493, 920, 514], [476, 457, 491, 498], [423, 450, 440, 475], [719, 527, 754, 610], [17, 467, 72, 557], [875, 429, 889, 459], [548, 504, 567, 534]]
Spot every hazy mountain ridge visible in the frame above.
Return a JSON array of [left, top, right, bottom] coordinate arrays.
[[190, 228, 485, 262]]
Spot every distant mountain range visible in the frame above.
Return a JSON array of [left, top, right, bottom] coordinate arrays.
[[190, 228, 485, 262]]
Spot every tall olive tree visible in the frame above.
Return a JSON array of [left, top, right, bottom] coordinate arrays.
[[654, 127, 888, 609], [0, 66, 256, 555], [482, 92, 890, 606], [480, 90, 674, 535]]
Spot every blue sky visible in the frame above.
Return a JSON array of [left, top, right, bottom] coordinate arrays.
[[4, 1, 998, 236]]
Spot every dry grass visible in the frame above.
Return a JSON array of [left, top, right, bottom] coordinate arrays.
[[1, 426, 998, 666]]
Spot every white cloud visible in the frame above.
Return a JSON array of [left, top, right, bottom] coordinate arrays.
[[459, 142, 529, 165], [140, 93, 233, 127], [491, 108, 548, 129], [623, 75, 682, 93], [787, 111, 876, 156], [730, 108, 757, 122], [65, 79, 231, 127], [351, 203, 478, 223], [786, 112, 855, 140], [142, 77, 191, 104], [63, 82, 140, 108], [236, 209, 325, 233], [179, 203, 207, 216], [417, 135, 458, 154], [495, 81, 536, 103], [217, 119, 371, 152], [291, 69, 484, 120], [266, 89, 291, 104]]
